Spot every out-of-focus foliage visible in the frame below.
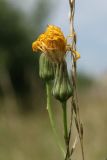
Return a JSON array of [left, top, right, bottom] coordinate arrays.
[[77, 73, 94, 90], [0, 0, 51, 112]]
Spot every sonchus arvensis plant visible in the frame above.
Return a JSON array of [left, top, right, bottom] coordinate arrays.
[[32, 23, 83, 160]]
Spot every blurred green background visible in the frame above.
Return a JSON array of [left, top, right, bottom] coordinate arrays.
[[0, 0, 107, 160]]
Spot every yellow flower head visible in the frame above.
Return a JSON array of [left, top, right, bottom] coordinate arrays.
[[32, 25, 67, 62]]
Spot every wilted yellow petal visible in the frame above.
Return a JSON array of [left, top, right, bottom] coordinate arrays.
[[32, 25, 67, 62], [71, 49, 80, 61]]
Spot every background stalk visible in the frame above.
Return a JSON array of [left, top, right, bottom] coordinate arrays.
[[69, 0, 85, 160]]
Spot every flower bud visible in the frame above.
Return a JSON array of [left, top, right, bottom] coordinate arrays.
[[52, 61, 73, 102], [39, 53, 54, 81]]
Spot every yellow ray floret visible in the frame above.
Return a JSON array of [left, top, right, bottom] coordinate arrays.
[[32, 25, 80, 62], [71, 49, 81, 61], [32, 25, 67, 62]]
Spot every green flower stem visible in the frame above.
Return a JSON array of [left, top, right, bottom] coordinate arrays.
[[62, 101, 68, 145], [46, 82, 65, 157]]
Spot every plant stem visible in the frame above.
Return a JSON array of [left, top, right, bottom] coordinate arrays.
[[62, 101, 68, 142], [46, 82, 65, 157], [62, 101, 71, 160]]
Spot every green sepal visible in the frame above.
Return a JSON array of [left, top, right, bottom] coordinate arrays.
[[52, 61, 73, 102], [39, 53, 54, 81]]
